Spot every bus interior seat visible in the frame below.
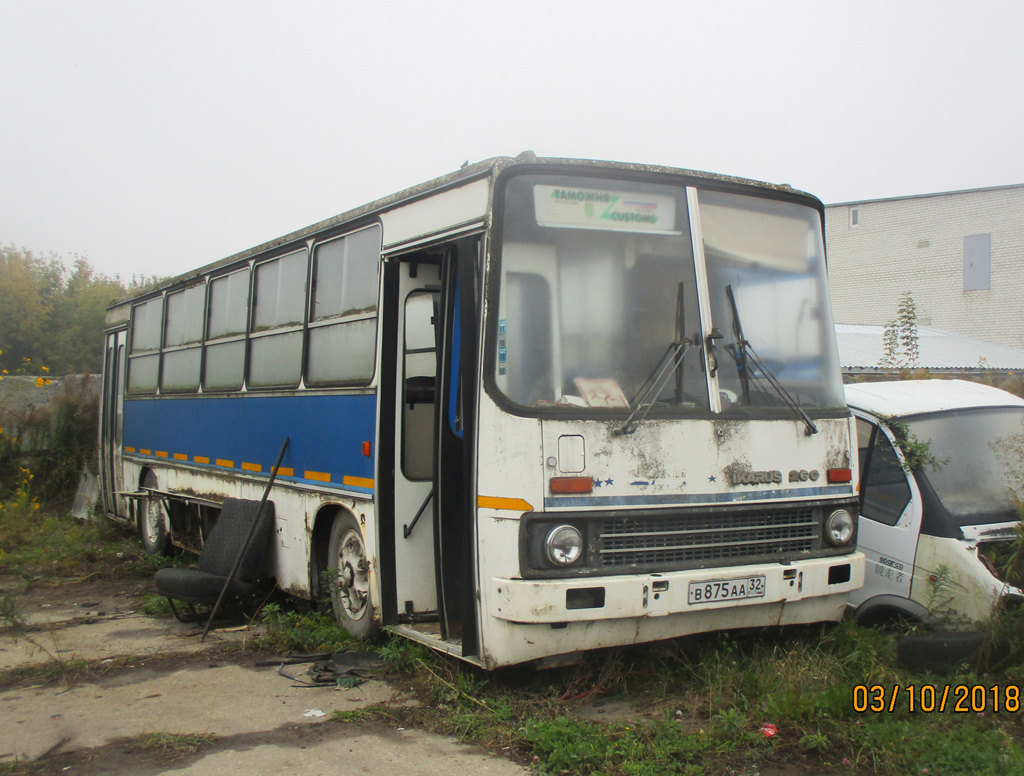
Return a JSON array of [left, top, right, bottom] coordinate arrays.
[[154, 497, 275, 623]]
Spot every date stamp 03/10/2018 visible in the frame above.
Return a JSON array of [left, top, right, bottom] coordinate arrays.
[[853, 684, 1022, 714]]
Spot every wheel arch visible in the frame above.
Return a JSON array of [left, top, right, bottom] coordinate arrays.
[[854, 593, 933, 627], [309, 503, 360, 600]]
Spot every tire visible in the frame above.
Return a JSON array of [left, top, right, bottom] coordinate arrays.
[[327, 513, 380, 640], [140, 471, 170, 556], [897, 630, 986, 674]]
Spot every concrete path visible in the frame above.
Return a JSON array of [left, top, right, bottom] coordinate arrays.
[[0, 579, 527, 775]]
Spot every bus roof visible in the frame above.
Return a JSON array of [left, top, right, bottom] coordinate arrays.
[[108, 153, 816, 310]]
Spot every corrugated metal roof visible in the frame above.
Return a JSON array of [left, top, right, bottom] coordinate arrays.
[[835, 324, 1024, 371]]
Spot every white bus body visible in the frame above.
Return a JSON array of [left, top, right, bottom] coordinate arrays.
[[99, 155, 863, 668]]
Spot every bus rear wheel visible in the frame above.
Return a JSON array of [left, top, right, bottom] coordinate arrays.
[[327, 514, 379, 640], [140, 471, 170, 556]]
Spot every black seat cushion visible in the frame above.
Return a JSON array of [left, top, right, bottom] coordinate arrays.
[[154, 568, 254, 604]]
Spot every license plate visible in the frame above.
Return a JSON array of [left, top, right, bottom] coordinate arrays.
[[688, 575, 766, 605]]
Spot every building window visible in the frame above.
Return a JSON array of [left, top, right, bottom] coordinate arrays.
[[849, 207, 860, 228], [963, 233, 991, 291]]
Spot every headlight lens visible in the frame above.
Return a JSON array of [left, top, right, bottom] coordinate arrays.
[[545, 525, 583, 566], [825, 509, 855, 546]]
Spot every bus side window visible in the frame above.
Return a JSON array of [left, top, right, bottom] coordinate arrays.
[[162, 283, 205, 393], [307, 225, 381, 386], [128, 297, 163, 394], [204, 268, 250, 391], [249, 249, 307, 388], [858, 418, 911, 526]]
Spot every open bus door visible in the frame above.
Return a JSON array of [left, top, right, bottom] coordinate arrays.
[[379, 236, 479, 656], [100, 329, 128, 520]]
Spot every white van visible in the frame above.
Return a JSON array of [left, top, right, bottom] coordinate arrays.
[[845, 379, 1024, 625]]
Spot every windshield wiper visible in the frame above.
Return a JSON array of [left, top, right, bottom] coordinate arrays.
[[724, 284, 818, 436], [615, 283, 691, 436], [615, 341, 691, 436]]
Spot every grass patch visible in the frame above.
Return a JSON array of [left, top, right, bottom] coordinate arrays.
[[137, 731, 217, 755], [139, 594, 175, 617], [0, 496, 176, 581], [333, 622, 1024, 776], [254, 601, 354, 654]]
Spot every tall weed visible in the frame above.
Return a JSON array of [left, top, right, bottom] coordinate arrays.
[[0, 485, 169, 580]]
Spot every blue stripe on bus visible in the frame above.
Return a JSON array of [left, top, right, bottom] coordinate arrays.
[[123, 393, 377, 492], [543, 484, 852, 509]]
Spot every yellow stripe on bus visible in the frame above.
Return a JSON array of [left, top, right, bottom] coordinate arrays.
[[305, 470, 331, 482], [272, 467, 294, 476], [241, 462, 261, 472], [216, 459, 234, 468], [173, 453, 188, 461], [156, 451, 169, 458], [125, 447, 136, 453], [194, 456, 210, 464], [477, 496, 534, 512], [342, 475, 374, 490], [140, 449, 152, 455]]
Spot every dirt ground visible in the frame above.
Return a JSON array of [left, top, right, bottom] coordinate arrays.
[[0, 576, 527, 775]]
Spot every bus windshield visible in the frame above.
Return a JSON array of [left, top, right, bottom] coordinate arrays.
[[493, 173, 845, 414]]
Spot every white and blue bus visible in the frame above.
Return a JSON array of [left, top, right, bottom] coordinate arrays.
[[99, 154, 864, 668]]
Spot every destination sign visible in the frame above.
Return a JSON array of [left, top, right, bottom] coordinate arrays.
[[533, 184, 677, 233]]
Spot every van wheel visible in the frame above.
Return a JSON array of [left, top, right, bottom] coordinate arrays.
[[327, 514, 379, 640], [140, 471, 170, 556]]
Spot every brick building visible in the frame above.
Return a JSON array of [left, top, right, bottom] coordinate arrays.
[[824, 184, 1024, 348]]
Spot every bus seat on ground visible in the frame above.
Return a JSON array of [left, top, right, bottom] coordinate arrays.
[[154, 498, 275, 623]]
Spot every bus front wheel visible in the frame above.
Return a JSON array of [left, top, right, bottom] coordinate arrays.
[[140, 471, 170, 556], [327, 514, 379, 640]]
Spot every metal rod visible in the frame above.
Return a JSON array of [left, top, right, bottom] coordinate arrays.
[[403, 489, 434, 539], [200, 436, 290, 642]]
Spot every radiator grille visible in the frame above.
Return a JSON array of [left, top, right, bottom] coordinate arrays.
[[598, 507, 818, 568]]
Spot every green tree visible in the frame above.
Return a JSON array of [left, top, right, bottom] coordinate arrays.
[[0, 245, 131, 375], [46, 258, 124, 373], [0, 246, 60, 368]]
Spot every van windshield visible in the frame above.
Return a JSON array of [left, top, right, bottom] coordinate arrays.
[[906, 407, 1024, 526]]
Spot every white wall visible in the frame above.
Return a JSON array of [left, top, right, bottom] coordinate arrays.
[[825, 185, 1024, 348]]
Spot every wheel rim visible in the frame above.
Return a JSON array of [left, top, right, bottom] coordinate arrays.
[[143, 498, 164, 547], [334, 528, 369, 620]]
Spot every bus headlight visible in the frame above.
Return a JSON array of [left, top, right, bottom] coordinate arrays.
[[825, 509, 855, 546], [545, 525, 583, 566]]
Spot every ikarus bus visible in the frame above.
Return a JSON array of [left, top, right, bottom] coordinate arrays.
[[98, 154, 865, 668]]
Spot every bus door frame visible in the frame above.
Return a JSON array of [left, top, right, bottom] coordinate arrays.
[[376, 235, 480, 656], [100, 328, 128, 520]]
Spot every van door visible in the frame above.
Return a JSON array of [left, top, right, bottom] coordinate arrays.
[[848, 414, 922, 613]]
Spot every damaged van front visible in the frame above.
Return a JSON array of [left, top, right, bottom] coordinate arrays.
[[846, 380, 1024, 626]]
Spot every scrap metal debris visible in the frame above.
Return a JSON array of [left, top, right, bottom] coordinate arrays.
[[264, 650, 381, 688]]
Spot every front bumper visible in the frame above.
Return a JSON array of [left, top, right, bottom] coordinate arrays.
[[492, 552, 864, 624]]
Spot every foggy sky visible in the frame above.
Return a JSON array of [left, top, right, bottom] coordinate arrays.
[[2, 0, 1021, 280]]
